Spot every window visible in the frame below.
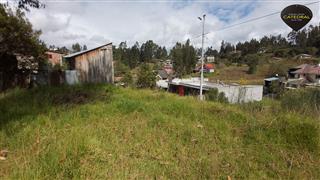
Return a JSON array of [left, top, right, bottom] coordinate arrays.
[[48, 54, 52, 59]]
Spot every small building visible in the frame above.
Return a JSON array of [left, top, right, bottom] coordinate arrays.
[[45, 51, 64, 66], [288, 64, 308, 79], [204, 64, 214, 73], [194, 63, 215, 73], [264, 77, 283, 94], [291, 64, 320, 84], [296, 54, 312, 59], [167, 78, 263, 103], [64, 43, 113, 84], [157, 70, 169, 80], [206, 56, 215, 63]]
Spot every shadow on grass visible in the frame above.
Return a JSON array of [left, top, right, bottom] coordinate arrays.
[[0, 84, 115, 135]]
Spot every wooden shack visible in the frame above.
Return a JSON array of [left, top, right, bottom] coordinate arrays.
[[64, 43, 114, 84]]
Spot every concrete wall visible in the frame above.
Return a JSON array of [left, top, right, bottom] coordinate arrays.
[[65, 70, 79, 85], [74, 44, 113, 84], [210, 85, 263, 103]]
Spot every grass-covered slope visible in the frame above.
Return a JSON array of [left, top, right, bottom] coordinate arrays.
[[0, 85, 319, 179]]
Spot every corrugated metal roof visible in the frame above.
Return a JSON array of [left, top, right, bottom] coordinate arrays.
[[264, 77, 279, 81], [64, 43, 112, 59], [292, 64, 320, 75], [294, 64, 309, 69], [158, 70, 168, 79]]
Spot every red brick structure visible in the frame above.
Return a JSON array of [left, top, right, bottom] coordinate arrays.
[[45, 51, 64, 66]]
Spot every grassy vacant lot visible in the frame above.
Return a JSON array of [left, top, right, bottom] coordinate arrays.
[[0, 85, 319, 179]]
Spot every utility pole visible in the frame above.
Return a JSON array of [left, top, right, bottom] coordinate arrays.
[[198, 14, 206, 100]]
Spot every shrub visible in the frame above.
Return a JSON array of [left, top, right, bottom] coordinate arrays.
[[267, 63, 289, 77], [244, 54, 259, 74], [206, 88, 228, 103], [217, 92, 228, 103], [274, 49, 288, 57], [240, 101, 263, 113], [122, 72, 133, 87], [136, 63, 156, 89], [114, 62, 129, 77]]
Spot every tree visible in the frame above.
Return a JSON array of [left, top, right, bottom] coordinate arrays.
[[136, 63, 156, 88], [296, 29, 308, 48], [0, 4, 46, 90], [171, 39, 197, 76], [2, 0, 44, 11], [219, 40, 234, 58], [162, 46, 168, 59], [205, 46, 218, 57], [57, 46, 70, 54], [127, 42, 140, 68], [140, 40, 157, 62], [245, 54, 259, 74], [71, 43, 82, 53], [155, 46, 168, 59], [83, 45, 87, 51]]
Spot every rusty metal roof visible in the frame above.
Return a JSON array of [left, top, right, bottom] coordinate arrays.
[[64, 42, 112, 59], [292, 64, 320, 75]]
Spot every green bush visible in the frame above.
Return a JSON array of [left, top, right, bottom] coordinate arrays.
[[114, 62, 130, 77], [122, 72, 133, 87], [267, 63, 289, 77], [136, 63, 156, 89], [244, 54, 259, 74], [274, 49, 289, 57], [206, 88, 228, 103]]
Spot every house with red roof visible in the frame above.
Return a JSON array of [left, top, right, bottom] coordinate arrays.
[[194, 63, 215, 73]]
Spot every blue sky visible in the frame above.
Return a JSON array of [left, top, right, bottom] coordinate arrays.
[[206, 0, 258, 22], [22, 0, 319, 49]]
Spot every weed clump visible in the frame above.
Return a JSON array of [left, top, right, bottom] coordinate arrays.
[[281, 88, 320, 115], [206, 88, 228, 103]]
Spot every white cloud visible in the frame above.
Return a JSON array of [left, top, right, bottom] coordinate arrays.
[[25, 0, 319, 50]]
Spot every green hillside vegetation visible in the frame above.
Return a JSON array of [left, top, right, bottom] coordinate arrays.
[[0, 85, 319, 179], [185, 51, 319, 85]]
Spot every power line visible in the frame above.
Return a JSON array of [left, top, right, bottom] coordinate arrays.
[[189, 1, 320, 40]]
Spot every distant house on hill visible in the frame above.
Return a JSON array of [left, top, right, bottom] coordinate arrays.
[[206, 56, 215, 63], [194, 63, 215, 73], [157, 70, 169, 80], [45, 51, 64, 66], [296, 54, 312, 59], [157, 68, 175, 80], [286, 64, 320, 88], [291, 64, 320, 84], [64, 43, 114, 84]]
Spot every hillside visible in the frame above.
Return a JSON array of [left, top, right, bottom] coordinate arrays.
[[0, 85, 319, 179]]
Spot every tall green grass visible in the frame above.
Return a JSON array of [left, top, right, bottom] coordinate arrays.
[[281, 88, 320, 115], [0, 85, 319, 179]]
